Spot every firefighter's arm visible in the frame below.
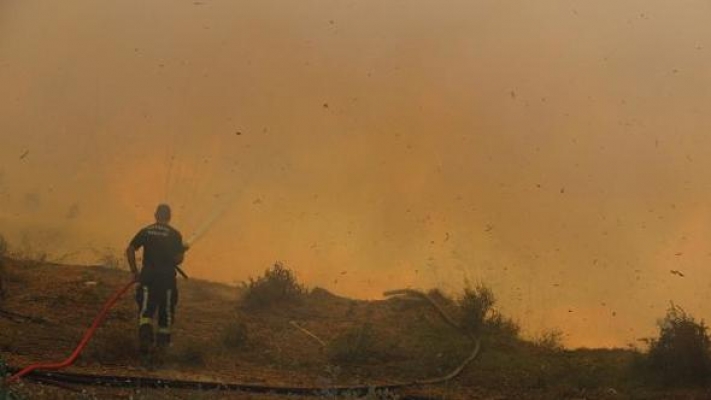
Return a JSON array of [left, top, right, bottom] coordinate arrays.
[[175, 241, 189, 265], [126, 245, 140, 282]]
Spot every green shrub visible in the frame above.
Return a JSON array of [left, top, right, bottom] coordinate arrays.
[[241, 262, 306, 310], [645, 304, 711, 387]]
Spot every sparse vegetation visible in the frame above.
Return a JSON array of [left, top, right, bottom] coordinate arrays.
[[643, 303, 711, 387], [0, 356, 23, 400], [85, 324, 136, 364], [222, 319, 249, 349], [8, 238, 47, 267], [327, 323, 389, 364], [241, 262, 306, 310], [0, 234, 7, 257], [97, 248, 124, 270], [173, 339, 207, 367], [533, 329, 565, 352], [10, 256, 711, 398], [0, 234, 6, 299]]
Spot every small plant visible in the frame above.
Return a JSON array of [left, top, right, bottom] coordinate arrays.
[[645, 303, 711, 387], [485, 310, 520, 340], [222, 319, 249, 349], [534, 329, 565, 352], [241, 262, 306, 310]]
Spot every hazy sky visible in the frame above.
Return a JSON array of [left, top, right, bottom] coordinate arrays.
[[2, 0, 711, 347]]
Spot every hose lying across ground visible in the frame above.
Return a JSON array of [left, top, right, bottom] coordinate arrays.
[[6, 280, 137, 383], [4, 286, 480, 396]]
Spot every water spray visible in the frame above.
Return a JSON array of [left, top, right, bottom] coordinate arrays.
[[183, 178, 246, 247], [185, 202, 228, 247]]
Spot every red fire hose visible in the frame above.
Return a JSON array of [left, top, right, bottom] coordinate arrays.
[[6, 279, 136, 383], [4, 285, 480, 396]]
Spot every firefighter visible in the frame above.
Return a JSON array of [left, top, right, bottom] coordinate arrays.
[[126, 204, 187, 358]]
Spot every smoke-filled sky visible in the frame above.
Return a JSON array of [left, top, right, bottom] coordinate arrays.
[[3, 0, 711, 347]]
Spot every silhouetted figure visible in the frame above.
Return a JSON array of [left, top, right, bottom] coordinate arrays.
[[126, 204, 187, 361]]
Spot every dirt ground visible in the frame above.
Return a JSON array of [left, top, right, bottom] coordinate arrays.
[[2, 259, 711, 400]]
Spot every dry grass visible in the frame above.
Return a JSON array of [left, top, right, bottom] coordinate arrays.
[[0, 234, 7, 257], [222, 318, 249, 349], [172, 338, 208, 367], [0, 234, 7, 300], [84, 322, 137, 365], [327, 323, 389, 365], [7, 259, 711, 399]]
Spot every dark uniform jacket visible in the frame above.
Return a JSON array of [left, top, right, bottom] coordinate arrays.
[[130, 223, 183, 287]]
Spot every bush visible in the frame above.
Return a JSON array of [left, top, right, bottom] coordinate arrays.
[[424, 285, 519, 341], [458, 284, 495, 334], [241, 262, 306, 310], [485, 310, 521, 341], [645, 303, 711, 387]]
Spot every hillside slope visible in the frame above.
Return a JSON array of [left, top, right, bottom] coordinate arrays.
[[0, 259, 708, 399]]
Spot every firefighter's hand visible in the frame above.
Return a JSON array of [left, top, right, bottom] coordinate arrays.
[[182, 243, 190, 252]]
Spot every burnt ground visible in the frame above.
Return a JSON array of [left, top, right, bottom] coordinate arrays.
[[1, 259, 711, 399]]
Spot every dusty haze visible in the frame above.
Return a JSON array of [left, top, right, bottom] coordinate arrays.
[[2, 0, 711, 348]]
